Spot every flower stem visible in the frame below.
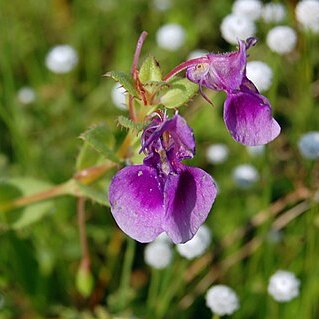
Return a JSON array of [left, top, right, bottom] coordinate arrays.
[[77, 197, 90, 271]]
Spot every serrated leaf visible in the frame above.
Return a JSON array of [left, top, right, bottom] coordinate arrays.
[[104, 71, 137, 97], [117, 116, 145, 132], [76, 141, 103, 171], [0, 178, 54, 230], [160, 78, 198, 109], [139, 56, 162, 84], [80, 124, 120, 163]]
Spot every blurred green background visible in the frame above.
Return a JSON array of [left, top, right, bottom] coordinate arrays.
[[0, 0, 319, 318]]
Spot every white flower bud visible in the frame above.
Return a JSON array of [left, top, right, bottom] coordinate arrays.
[[17, 87, 36, 105], [220, 14, 256, 45], [232, 0, 263, 21], [45, 45, 78, 74], [144, 241, 172, 269], [266, 26, 297, 54], [233, 164, 259, 189], [176, 225, 212, 260], [298, 131, 319, 159], [246, 61, 273, 92], [296, 0, 319, 33], [206, 285, 240, 316], [156, 24, 186, 51], [111, 83, 127, 110], [206, 144, 229, 164], [268, 270, 300, 302], [262, 3, 286, 23]]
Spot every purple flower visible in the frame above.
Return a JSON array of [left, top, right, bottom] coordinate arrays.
[[166, 38, 280, 146], [109, 114, 217, 243]]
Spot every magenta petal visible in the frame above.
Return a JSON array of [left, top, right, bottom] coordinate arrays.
[[109, 165, 165, 243], [224, 91, 281, 146], [163, 166, 217, 244]]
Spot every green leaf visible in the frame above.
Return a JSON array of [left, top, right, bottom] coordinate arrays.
[[80, 124, 120, 163], [0, 178, 54, 230], [104, 71, 137, 97], [76, 141, 103, 171], [117, 116, 145, 132], [160, 78, 198, 109], [139, 56, 162, 84], [76, 182, 109, 206]]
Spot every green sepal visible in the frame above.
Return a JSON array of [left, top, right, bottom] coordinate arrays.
[[104, 70, 137, 97], [160, 78, 198, 109], [80, 124, 120, 163], [139, 56, 162, 84], [76, 265, 94, 298]]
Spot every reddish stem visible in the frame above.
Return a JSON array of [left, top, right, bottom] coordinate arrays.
[[163, 57, 209, 81], [131, 31, 148, 76]]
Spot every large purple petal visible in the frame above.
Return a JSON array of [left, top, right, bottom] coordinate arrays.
[[109, 165, 165, 243], [224, 91, 281, 146], [163, 166, 217, 244]]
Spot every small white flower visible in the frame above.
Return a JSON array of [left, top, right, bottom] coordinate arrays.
[[152, 0, 172, 11], [233, 164, 259, 189], [156, 23, 186, 51], [262, 3, 286, 23], [206, 285, 240, 316], [17, 87, 36, 105], [246, 61, 273, 92], [187, 49, 208, 60], [45, 45, 78, 74], [176, 225, 212, 260], [111, 83, 127, 110], [220, 14, 256, 45], [232, 0, 263, 21], [266, 26, 297, 54], [298, 131, 319, 159], [206, 144, 229, 164], [155, 232, 172, 244], [246, 145, 265, 156], [295, 0, 319, 33], [268, 270, 300, 302], [144, 241, 173, 269]]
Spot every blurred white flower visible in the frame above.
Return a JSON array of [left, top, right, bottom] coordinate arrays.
[[246, 61, 273, 92], [206, 285, 240, 316], [232, 0, 262, 21], [206, 144, 229, 164], [268, 270, 300, 302], [176, 224, 212, 260], [155, 232, 172, 244], [144, 241, 173, 269], [45, 45, 78, 74], [17, 87, 36, 105], [156, 23, 186, 51], [262, 3, 286, 23], [266, 26, 297, 54], [152, 0, 172, 11], [295, 0, 319, 33], [246, 145, 265, 156], [298, 131, 319, 159], [233, 164, 259, 189], [111, 83, 127, 110], [220, 14, 256, 45], [187, 49, 208, 60]]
